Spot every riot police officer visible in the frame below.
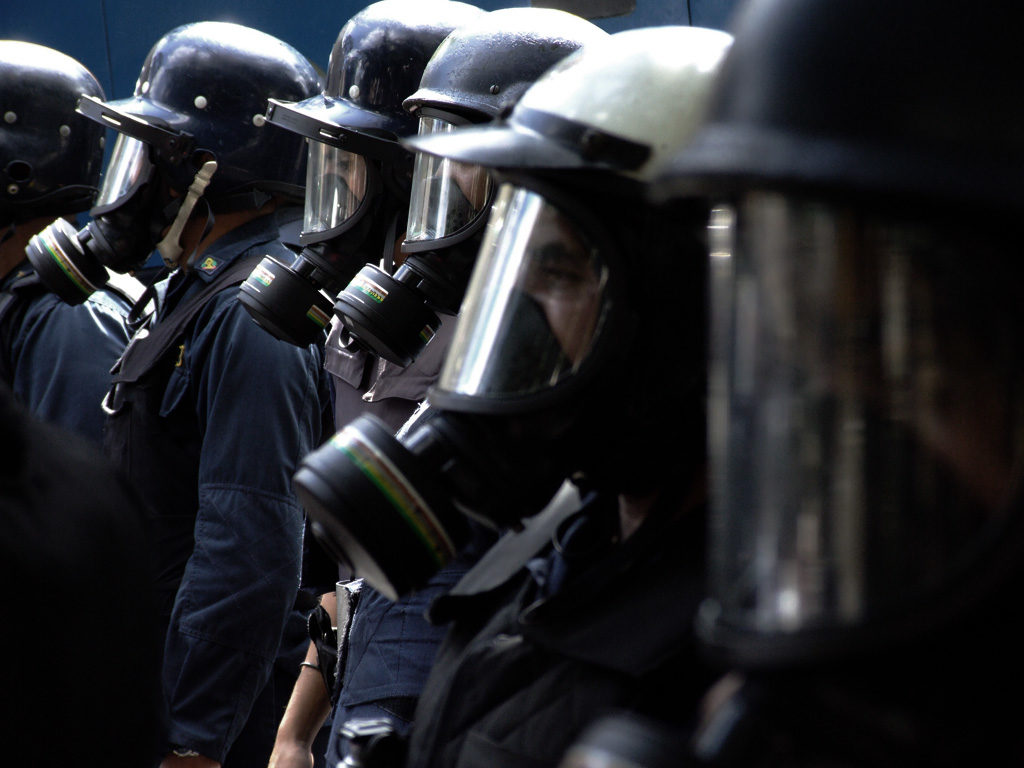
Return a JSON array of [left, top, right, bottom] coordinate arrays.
[[267, 8, 607, 767], [653, 0, 1024, 764], [1, 40, 138, 445], [292, 24, 734, 767], [257, 5, 489, 768], [26, 22, 334, 768]]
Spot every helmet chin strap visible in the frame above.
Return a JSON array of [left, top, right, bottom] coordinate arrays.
[[157, 160, 218, 268]]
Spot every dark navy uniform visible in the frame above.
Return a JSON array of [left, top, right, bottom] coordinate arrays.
[[0, 261, 132, 445], [404, 491, 715, 768], [103, 211, 333, 767], [311, 316, 495, 765]]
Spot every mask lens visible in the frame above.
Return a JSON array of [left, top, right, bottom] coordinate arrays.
[[95, 135, 153, 209], [437, 184, 608, 400], [406, 116, 491, 243], [705, 193, 1024, 640], [303, 140, 368, 235]]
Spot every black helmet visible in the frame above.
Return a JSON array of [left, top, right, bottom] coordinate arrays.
[[23, 22, 321, 305], [331, 7, 609, 366], [0, 40, 105, 226], [403, 7, 609, 124], [654, 0, 1024, 212], [653, 0, 1024, 669], [238, 0, 486, 348], [264, 0, 487, 165], [84, 21, 322, 208]]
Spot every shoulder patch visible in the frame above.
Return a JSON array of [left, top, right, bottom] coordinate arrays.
[[198, 256, 221, 273]]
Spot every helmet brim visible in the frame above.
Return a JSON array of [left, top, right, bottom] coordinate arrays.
[[404, 105, 652, 177], [103, 95, 189, 131], [650, 122, 1024, 213], [402, 121, 588, 172], [267, 93, 412, 161]]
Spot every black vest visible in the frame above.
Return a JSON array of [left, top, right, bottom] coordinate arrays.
[[102, 254, 261, 620]]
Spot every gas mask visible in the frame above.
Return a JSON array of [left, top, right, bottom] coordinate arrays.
[[238, 101, 413, 348], [25, 96, 206, 304], [332, 114, 494, 366], [238, 0, 488, 348], [697, 193, 1024, 666], [293, 182, 632, 599], [239, 138, 392, 346]]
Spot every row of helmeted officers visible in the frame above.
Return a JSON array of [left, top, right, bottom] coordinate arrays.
[[2, 0, 1022, 766]]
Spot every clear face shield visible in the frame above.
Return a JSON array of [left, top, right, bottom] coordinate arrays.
[[704, 190, 1024, 648], [303, 139, 370, 238], [405, 116, 492, 247], [436, 183, 610, 403], [93, 134, 155, 212]]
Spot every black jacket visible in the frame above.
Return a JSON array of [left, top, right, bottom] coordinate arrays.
[[0, 381, 162, 767], [404, 489, 716, 768]]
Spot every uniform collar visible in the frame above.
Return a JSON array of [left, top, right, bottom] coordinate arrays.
[[517, 500, 707, 675], [431, 488, 707, 676], [187, 211, 286, 284]]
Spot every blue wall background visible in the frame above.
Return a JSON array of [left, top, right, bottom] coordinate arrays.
[[2, 0, 742, 100]]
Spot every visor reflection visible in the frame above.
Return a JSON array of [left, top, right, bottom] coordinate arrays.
[[95, 135, 152, 209], [406, 116, 491, 243], [707, 192, 1024, 637], [438, 184, 607, 399], [303, 140, 368, 234]]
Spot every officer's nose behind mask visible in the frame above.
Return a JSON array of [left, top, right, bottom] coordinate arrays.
[[333, 115, 494, 366], [294, 183, 611, 600]]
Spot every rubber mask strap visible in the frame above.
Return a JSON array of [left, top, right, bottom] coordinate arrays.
[[181, 199, 216, 270], [381, 211, 399, 272], [157, 160, 218, 268], [126, 265, 169, 329]]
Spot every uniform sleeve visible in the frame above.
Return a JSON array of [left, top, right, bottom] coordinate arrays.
[[161, 294, 331, 762], [8, 290, 130, 446]]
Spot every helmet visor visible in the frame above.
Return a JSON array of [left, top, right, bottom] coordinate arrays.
[[406, 116, 491, 244], [436, 184, 609, 401], [94, 135, 153, 209], [706, 191, 1024, 639], [303, 139, 369, 236]]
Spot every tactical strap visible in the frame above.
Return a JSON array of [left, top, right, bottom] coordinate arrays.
[[112, 254, 263, 387]]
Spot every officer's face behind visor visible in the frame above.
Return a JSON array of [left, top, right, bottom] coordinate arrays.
[[294, 183, 610, 600], [330, 116, 492, 366], [438, 183, 607, 397], [405, 116, 491, 245], [303, 139, 369, 240], [25, 92, 201, 305], [701, 191, 1024, 663], [25, 127, 174, 305], [238, 137, 372, 347]]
